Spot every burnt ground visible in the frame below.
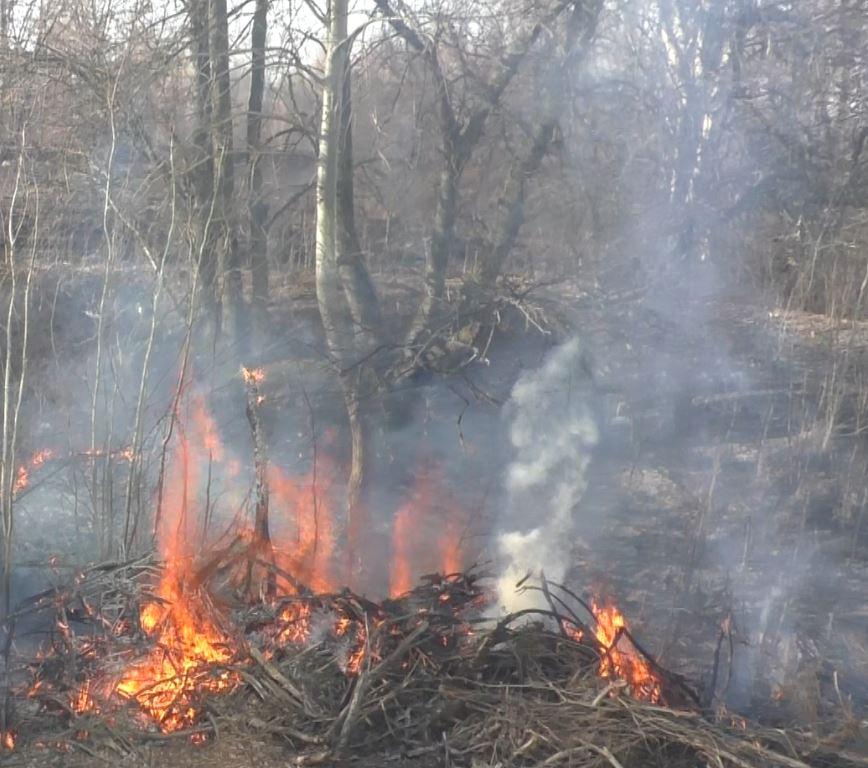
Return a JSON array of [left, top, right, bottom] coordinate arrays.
[[5, 278, 868, 766]]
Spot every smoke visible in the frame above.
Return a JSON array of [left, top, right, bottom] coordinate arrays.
[[493, 339, 598, 614]]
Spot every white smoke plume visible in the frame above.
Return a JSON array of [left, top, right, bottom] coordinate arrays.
[[493, 339, 599, 614]]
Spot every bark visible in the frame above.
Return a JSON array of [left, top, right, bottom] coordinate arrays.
[[244, 369, 275, 598], [337, 63, 382, 351], [188, 0, 218, 312], [211, 0, 243, 342], [315, 0, 372, 573], [316, 0, 354, 364], [247, 0, 269, 337]]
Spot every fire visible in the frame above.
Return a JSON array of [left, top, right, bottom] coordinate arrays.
[[440, 510, 462, 575], [113, 396, 237, 732], [591, 599, 661, 703], [71, 681, 96, 714], [389, 503, 414, 597], [268, 602, 368, 676], [241, 366, 265, 385], [269, 464, 335, 593], [345, 622, 367, 674], [53, 388, 478, 734], [190, 393, 223, 462], [1, 730, 15, 750], [275, 602, 313, 645], [140, 602, 163, 634], [389, 468, 469, 597], [13, 448, 56, 494], [116, 578, 237, 731]]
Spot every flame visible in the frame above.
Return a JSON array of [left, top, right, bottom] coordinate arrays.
[[71, 681, 96, 714], [591, 600, 661, 703], [389, 468, 468, 596], [113, 397, 236, 732], [13, 448, 56, 494], [269, 464, 335, 593], [241, 366, 265, 385], [116, 579, 236, 731], [1, 730, 15, 750], [190, 393, 223, 462], [59, 390, 480, 732], [82, 447, 134, 462], [440, 510, 463, 576], [140, 603, 163, 634], [345, 622, 367, 674], [389, 502, 414, 597], [275, 602, 313, 645]]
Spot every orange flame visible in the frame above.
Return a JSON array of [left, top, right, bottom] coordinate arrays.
[[116, 578, 236, 731], [71, 681, 96, 715], [190, 393, 223, 462], [389, 503, 414, 597], [13, 448, 56, 494], [389, 467, 469, 596], [591, 600, 661, 703], [275, 602, 313, 645], [440, 510, 463, 576], [113, 397, 236, 732], [269, 464, 335, 593], [1, 730, 15, 750]]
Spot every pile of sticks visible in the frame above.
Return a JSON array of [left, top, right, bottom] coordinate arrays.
[[4, 560, 867, 768]]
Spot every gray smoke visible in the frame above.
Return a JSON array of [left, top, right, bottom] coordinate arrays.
[[493, 339, 599, 613]]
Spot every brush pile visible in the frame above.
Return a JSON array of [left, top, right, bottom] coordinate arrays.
[[3, 557, 866, 768]]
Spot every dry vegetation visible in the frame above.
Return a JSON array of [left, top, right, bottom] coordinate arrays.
[[0, 0, 866, 764]]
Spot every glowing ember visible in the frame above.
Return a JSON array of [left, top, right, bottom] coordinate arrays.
[[71, 681, 96, 715], [591, 600, 661, 703], [275, 602, 313, 645], [345, 623, 367, 675]]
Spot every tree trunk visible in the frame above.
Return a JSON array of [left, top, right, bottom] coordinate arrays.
[[315, 0, 371, 575], [211, 0, 243, 342], [247, 0, 269, 339], [188, 0, 218, 316], [337, 63, 382, 351]]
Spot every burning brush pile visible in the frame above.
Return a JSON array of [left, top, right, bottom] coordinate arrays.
[[5, 561, 866, 767], [3, 374, 866, 768]]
